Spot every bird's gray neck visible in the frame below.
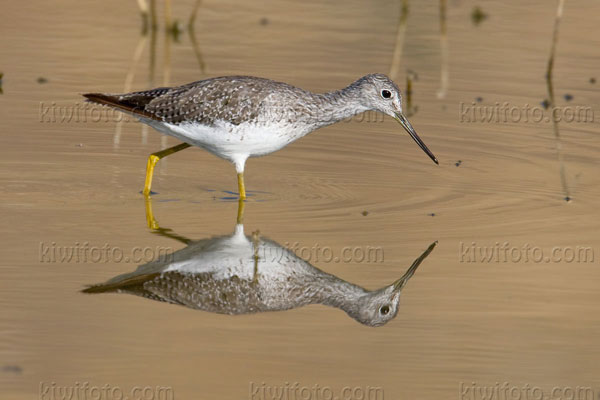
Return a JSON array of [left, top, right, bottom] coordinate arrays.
[[306, 275, 367, 314], [308, 85, 368, 129]]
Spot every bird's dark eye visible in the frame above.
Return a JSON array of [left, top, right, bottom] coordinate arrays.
[[381, 90, 392, 99], [379, 305, 390, 315]]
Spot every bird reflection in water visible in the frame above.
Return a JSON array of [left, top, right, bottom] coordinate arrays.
[[84, 200, 436, 327]]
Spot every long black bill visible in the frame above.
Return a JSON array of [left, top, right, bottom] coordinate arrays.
[[392, 241, 437, 291], [394, 113, 439, 165]]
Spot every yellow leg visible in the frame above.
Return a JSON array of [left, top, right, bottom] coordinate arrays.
[[237, 172, 246, 200], [143, 142, 191, 195]]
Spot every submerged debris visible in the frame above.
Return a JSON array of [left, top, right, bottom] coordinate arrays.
[[471, 7, 488, 25], [260, 17, 269, 26], [37, 76, 48, 84], [541, 99, 550, 109], [428, 213, 436, 217], [167, 20, 183, 41], [563, 93, 573, 101], [564, 196, 571, 202], [1, 365, 22, 375], [0, 72, 3, 94], [361, 211, 369, 216], [590, 77, 596, 84], [455, 160, 462, 167], [475, 97, 483, 103]]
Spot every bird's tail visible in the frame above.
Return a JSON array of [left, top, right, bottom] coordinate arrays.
[[82, 93, 158, 120], [82, 272, 160, 294]]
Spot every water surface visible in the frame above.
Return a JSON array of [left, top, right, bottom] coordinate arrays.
[[1, 0, 599, 398]]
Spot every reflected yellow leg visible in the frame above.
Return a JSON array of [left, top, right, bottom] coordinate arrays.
[[143, 143, 191, 195], [237, 172, 246, 199], [143, 194, 192, 244], [144, 193, 160, 230], [236, 198, 245, 224], [251, 229, 261, 284]]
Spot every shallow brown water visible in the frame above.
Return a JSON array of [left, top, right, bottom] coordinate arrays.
[[1, 0, 600, 399]]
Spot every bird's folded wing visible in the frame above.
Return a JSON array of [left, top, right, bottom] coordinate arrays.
[[85, 76, 300, 127], [144, 77, 276, 126]]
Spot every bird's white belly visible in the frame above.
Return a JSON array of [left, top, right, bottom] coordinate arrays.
[[163, 239, 312, 283], [146, 119, 306, 163]]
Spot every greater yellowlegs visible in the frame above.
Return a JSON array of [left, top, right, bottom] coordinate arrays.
[[83, 219, 436, 327], [84, 74, 438, 198]]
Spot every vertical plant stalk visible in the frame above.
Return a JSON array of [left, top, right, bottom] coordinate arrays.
[[137, 0, 149, 33], [436, 0, 448, 99], [405, 70, 418, 117], [188, 0, 202, 28], [389, 0, 409, 81], [161, 22, 173, 171], [164, 0, 173, 32], [149, 0, 158, 30], [114, 35, 149, 148], [546, 0, 571, 202], [188, 0, 207, 74]]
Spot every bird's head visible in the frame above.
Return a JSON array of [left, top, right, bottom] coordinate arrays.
[[355, 73, 438, 165], [347, 241, 437, 327]]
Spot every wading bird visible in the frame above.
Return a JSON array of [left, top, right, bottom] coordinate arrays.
[[84, 74, 438, 198]]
